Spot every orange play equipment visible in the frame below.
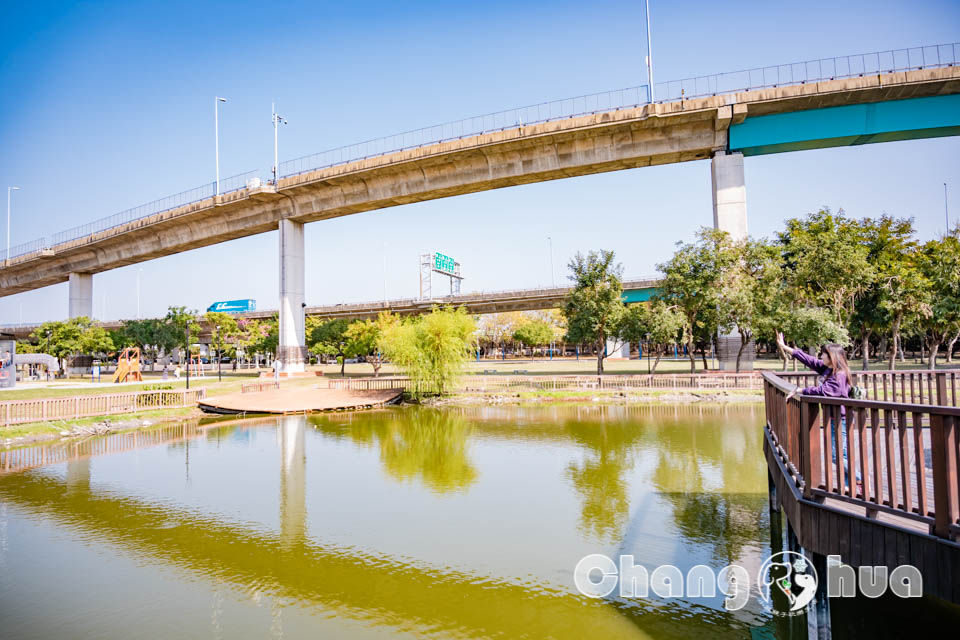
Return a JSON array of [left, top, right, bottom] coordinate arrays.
[[112, 347, 143, 383]]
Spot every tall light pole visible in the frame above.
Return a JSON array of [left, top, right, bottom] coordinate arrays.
[[6, 186, 19, 261], [645, 0, 655, 102], [272, 103, 287, 185], [136, 268, 143, 319], [215, 97, 227, 196], [548, 236, 555, 287]]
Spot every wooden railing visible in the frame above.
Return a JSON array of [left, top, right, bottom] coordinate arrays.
[[777, 369, 960, 406], [241, 381, 280, 394], [328, 373, 766, 393], [0, 388, 207, 427], [763, 371, 960, 540]]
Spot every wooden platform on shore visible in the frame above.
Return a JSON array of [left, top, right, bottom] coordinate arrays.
[[198, 387, 402, 415]]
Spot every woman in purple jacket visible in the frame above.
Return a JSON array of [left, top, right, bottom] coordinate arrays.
[[775, 332, 860, 487]]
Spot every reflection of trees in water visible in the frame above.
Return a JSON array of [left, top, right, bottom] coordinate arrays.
[[312, 409, 477, 494], [564, 419, 643, 544], [646, 421, 768, 566]]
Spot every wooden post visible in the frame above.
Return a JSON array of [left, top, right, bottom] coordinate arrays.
[[935, 372, 948, 406], [930, 413, 959, 538], [800, 401, 821, 499]]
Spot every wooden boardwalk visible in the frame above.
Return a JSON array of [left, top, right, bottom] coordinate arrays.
[[197, 386, 402, 415], [763, 370, 960, 604]]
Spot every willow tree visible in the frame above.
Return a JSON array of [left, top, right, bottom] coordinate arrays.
[[378, 306, 475, 398]]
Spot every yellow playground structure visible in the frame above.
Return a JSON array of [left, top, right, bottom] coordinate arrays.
[[112, 347, 143, 383]]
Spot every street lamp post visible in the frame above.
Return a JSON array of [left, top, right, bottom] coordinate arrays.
[[645, 0, 655, 102], [272, 103, 287, 185], [216, 324, 222, 383], [548, 236, 555, 287], [6, 186, 20, 262], [136, 268, 143, 319], [215, 97, 227, 196]]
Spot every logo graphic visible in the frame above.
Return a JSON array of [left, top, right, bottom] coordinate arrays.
[[758, 551, 818, 615]]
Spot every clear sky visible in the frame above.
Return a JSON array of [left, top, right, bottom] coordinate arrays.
[[1, 0, 958, 324]]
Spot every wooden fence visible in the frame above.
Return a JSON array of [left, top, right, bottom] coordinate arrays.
[[241, 381, 280, 394], [328, 373, 766, 393], [1, 388, 207, 427], [763, 370, 959, 540], [777, 369, 960, 406]]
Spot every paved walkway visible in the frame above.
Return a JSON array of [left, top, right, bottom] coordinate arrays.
[[198, 387, 402, 414]]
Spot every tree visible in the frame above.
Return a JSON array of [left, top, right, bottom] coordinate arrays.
[[204, 311, 240, 363], [378, 306, 476, 398], [562, 250, 626, 374], [779, 307, 849, 369], [30, 317, 115, 373], [656, 229, 734, 372], [917, 230, 960, 369], [618, 301, 684, 373], [309, 319, 350, 375], [237, 317, 277, 365], [163, 306, 201, 365], [512, 319, 554, 358], [717, 238, 783, 372], [345, 315, 388, 377], [778, 208, 872, 327]]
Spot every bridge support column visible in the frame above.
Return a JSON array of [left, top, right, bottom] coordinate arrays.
[[278, 219, 306, 373], [711, 152, 753, 371], [68, 272, 93, 319]]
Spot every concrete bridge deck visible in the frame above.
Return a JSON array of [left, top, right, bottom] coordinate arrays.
[[1, 66, 958, 299]]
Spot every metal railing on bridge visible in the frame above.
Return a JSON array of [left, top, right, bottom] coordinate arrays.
[[3, 42, 957, 266], [0, 170, 258, 263]]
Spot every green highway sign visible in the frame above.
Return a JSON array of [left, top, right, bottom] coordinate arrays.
[[434, 252, 456, 275]]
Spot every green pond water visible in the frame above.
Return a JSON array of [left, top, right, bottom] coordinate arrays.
[[0, 404, 956, 639]]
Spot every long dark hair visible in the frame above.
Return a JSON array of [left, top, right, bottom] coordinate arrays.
[[820, 344, 852, 384]]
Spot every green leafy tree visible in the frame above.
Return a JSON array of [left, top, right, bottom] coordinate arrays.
[[562, 250, 626, 374], [618, 301, 684, 373], [163, 306, 201, 365], [778, 208, 872, 326], [917, 230, 960, 369], [512, 319, 554, 357], [204, 311, 240, 363], [378, 306, 475, 398], [718, 238, 783, 372], [30, 317, 114, 373], [656, 229, 734, 372], [344, 315, 388, 377], [778, 307, 849, 369], [850, 216, 916, 369], [309, 319, 350, 375], [237, 317, 277, 365]]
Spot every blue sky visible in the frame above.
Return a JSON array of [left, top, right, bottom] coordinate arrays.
[[1, 0, 958, 324]]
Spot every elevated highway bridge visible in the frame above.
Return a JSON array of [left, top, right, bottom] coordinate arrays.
[[2, 43, 958, 370], [0, 277, 661, 341]]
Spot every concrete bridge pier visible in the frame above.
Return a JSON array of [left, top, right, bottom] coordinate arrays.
[[711, 152, 753, 371], [68, 272, 93, 319], [277, 219, 306, 373]]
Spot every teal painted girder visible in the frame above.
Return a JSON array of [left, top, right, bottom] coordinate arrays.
[[622, 287, 657, 304], [730, 93, 960, 156]]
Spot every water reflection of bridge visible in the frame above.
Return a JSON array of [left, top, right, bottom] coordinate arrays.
[[0, 411, 763, 638]]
